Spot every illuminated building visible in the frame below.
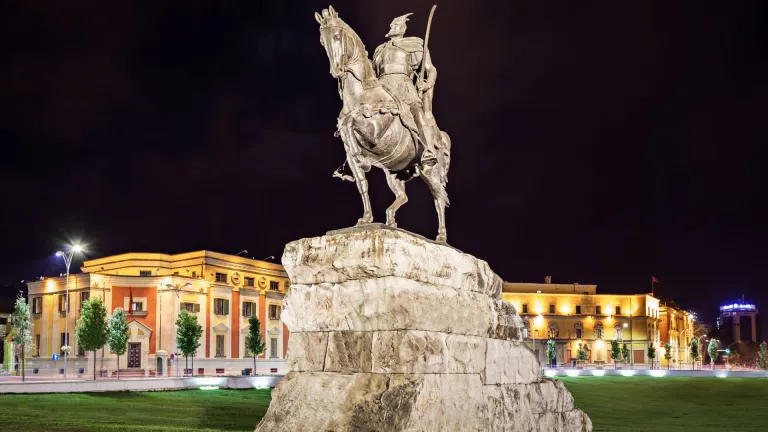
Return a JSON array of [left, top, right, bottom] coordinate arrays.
[[502, 277, 661, 366], [25, 251, 289, 376], [658, 304, 696, 367], [719, 296, 760, 345]]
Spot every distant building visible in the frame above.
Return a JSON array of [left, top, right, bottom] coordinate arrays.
[[26, 250, 289, 376], [718, 296, 760, 345], [502, 277, 661, 366], [658, 304, 696, 366]]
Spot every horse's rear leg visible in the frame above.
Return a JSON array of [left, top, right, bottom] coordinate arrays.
[[384, 171, 408, 228], [419, 164, 448, 243]]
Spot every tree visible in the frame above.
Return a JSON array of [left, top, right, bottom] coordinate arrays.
[[10, 296, 33, 382], [708, 339, 718, 368], [107, 308, 129, 379], [546, 339, 557, 367], [577, 343, 589, 361], [76, 297, 109, 380], [664, 342, 672, 369], [610, 340, 621, 366], [621, 343, 630, 363], [176, 311, 202, 376], [758, 342, 768, 370], [245, 315, 266, 375], [647, 344, 657, 369], [689, 338, 700, 365]]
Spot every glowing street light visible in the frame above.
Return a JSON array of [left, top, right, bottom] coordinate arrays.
[[55, 244, 84, 381]]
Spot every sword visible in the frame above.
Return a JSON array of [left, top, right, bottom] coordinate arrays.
[[418, 5, 437, 97]]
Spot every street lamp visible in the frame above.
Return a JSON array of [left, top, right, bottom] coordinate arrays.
[[166, 283, 192, 377], [56, 244, 83, 381]]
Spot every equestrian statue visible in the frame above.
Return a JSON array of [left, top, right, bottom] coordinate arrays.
[[316, 5, 452, 243]]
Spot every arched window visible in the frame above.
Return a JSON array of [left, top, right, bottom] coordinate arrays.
[[614, 323, 623, 341], [548, 322, 559, 339], [594, 322, 604, 339], [574, 322, 584, 339]]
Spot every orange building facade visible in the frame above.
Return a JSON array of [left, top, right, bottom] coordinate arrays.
[[26, 251, 289, 376]]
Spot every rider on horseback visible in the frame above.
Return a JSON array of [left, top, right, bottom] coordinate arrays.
[[334, 12, 444, 181]]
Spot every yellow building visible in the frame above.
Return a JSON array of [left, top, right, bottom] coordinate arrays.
[[26, 250, 290, 376], [502, 278, 661, 366], [659, 303, 696, 367]]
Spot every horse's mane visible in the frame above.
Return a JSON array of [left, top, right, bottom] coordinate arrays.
[[317, 10, 376, 84]]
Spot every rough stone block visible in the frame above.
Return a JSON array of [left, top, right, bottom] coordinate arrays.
[[282, 228, 503, 298], [282, 278, 496, 337], [484, 338, 542, 385], [286, 332, 328, 372], [324, 331, 373, 373], [371, 330, 486, 374]]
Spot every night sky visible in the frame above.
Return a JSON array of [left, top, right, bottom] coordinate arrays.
[[0, 1, 765, 328]]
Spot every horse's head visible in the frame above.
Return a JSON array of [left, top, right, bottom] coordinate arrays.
[[315, 6, 361, 79]]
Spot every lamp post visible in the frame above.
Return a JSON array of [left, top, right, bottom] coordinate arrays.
[[56, 244, 83, 381], [166, 283, 192, 377]]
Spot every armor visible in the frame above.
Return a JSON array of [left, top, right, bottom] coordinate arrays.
[[372, 30, 440, 163]]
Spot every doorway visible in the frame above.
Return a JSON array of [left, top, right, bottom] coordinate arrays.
[[128, 343, 141, 368]]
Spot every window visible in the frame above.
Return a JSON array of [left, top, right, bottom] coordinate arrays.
[[269, 281, 280, 291], [131, 302, 143, 312], [549, 304, 555, 314], [58, 294, 69, 313], [243, 301, 256, 317], [60, 332, 68, 350], [181, 302, 200, 313], [244, 277, 255, 287], [215, 272, 228, 283], [216, 335, 225, 357], [80, 291, 90, 310], [596, 305, 602, 315], [214, 298, 229, 315], [269, 304, 281, 320], [78, 345, 85, 356], [574, 322, 583, 339], [548, 322, 559, 338], [32, 297, 43, 314], [139, 270, 152, 277], [522, 304, 528, 314], [615, 305, 621, 315], [35, 334, 40, 357], [270, 338, 278, 359], [594, 322, 604, 339], [192, 271, 197, 279], [575, 305, 582, 315]]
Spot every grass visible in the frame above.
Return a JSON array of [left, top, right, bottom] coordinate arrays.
[[1, 378, 767, 431], [0, 388, 272, 432], [560, 376, 768, 431]]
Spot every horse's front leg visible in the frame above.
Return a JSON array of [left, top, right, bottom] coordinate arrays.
[[339, 116, 374, 226]]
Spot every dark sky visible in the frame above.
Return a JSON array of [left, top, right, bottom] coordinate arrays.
[[0, 1, 765, 328]]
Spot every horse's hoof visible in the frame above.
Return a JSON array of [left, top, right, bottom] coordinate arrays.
[[385, 220, 397, 228], [356, 218, 373, 227], [436, 234, 447, 244]]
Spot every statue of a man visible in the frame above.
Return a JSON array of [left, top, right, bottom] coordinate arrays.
[[373, 13, 440, 163]]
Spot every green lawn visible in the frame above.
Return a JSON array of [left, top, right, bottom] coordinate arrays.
[[0, 388, 272, 432], [1, 378, 766, 431], [560, 376, 768, 431]]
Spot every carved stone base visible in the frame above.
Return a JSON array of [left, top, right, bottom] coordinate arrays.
[[256, 227, 591, 432]]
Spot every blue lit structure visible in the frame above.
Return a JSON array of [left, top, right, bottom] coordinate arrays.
[[718, 296, 760, 345]]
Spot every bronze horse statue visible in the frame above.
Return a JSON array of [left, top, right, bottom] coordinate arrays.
[[316, 6, 451, 243]]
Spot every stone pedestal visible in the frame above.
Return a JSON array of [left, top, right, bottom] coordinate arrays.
[[256, 227, 591, 432]]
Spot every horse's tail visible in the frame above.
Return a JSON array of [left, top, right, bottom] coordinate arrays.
[[440, 131, 451, 187]]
